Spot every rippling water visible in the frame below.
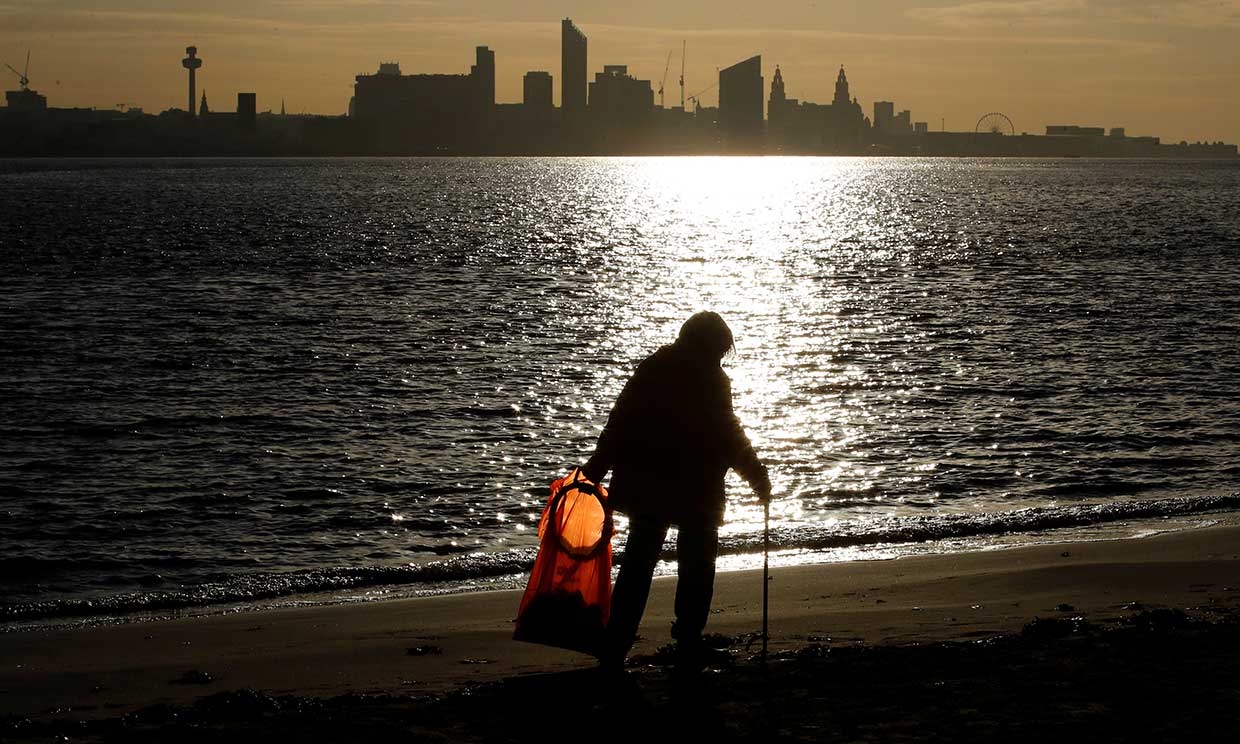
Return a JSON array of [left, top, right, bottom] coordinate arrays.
[[2, 157, 1238, 623]]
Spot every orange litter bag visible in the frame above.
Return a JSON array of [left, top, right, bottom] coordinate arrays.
[[513, 467, 613, 655]]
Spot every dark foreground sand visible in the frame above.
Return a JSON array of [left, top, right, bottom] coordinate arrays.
[[3, 525, 1240, 742]]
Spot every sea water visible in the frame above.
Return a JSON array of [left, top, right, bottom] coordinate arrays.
[[1, 157, 1238, 625]]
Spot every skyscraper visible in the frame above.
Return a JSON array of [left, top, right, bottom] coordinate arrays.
[[561, 19, 587, 112], [718, 55, 763, 147], [471, 46, 495, 109], [873, 101, 894, 132]]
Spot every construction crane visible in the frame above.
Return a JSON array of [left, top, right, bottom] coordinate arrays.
[[658, 51, 672, 109], [4, 50, 31, 90], [686, 82, 717, 113], [679, 40, 686, 110]]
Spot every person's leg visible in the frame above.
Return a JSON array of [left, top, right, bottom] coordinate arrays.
[[603, 514, 668, 664], [671, 521, 720, 647]]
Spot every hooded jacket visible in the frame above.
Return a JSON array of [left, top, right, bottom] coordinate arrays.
[[584, 343, 768, 527]]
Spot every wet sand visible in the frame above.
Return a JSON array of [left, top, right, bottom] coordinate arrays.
[[4, 525, 1240, 740]]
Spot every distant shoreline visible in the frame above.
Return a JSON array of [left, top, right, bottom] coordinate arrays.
[[1, 153, 1238, 165]]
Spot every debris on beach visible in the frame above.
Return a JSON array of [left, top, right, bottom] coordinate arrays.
[[170, 669, 214, 685], [1123, 607, 1194, 632], [406, 645, 443, 657], [1021, 615, 1096, 639]]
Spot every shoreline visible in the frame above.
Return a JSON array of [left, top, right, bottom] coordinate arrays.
[[3, 523, 1239, 723], [5, 503, 1234, 633], [1, 517, 1231, 635]]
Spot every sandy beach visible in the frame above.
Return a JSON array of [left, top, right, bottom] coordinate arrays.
[[4, 524, 1240, 740]]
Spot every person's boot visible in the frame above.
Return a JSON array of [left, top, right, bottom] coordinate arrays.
[[673, 635, 709, 675]]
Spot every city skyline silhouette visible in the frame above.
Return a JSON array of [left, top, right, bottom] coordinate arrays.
[[1, 1, 1238, 145]]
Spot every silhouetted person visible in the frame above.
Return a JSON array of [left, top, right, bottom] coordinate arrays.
[[584, 311, 771, 671]]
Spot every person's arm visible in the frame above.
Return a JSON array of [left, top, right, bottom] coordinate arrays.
[[582, 367, 643, 484], [716, 375, 772, 501]]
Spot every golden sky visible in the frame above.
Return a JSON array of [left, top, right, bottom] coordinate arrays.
[[2, 1, 1237, 143]]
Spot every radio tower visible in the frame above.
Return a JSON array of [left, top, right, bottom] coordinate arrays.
[[182, 46, 202, 117]]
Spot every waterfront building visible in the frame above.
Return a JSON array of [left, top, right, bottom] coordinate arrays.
[[894, 109, 912, 134], [1047, 125, 1106, 137], [588, 65, 653, 121], [768, 65, 868, 153], [471, 46, 495, 109], [352, 47, 495, 122], [718, 55, 763, 148], [873, 101, 894, 132], [524, 71, 553, 108], [4, 88, 46, 111], [237, 93, 256, 128], [767, 66, 795, 121], [350, 48, 497, 151], [561, 19, 587, 112]]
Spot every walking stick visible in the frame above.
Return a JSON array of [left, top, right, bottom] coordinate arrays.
[[762, 498, 770, 660]]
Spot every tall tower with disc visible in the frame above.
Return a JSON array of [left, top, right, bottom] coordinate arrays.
[[182, 46, 202, 117]]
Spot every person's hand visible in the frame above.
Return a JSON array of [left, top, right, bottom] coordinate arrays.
[[581, 460, 606, 485], [755, 473, 773, 504]]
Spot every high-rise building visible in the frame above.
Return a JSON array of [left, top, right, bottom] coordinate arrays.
[[471, 46, 495, 109], [895, 110, 912, 134], [873, 101, 894, 132], [718, 55, 763, 146], [237, 92, 256, 128], [524, 71, 553, 108], [588, 65, 653, 121], [561, 19, 587, 112]]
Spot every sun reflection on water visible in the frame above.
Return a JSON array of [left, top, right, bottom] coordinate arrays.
[[582, 158, 896, 542]]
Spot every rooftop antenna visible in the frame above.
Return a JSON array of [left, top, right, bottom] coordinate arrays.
[[5, 50, 31, 90], [679, 40, 685, 109], [658, 50, 671, 108]]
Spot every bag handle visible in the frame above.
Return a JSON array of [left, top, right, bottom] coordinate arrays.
[[546, 469, 612, 560]]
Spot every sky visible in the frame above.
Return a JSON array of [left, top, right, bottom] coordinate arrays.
[[1, 0, 1238, 143]]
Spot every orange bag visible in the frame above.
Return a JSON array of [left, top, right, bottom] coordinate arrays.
[[513, 468, 613, 655]]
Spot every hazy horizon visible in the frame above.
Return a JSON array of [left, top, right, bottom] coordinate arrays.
[[2, 1, 1238, 144]]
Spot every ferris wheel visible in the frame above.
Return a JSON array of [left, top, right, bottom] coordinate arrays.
[[976, 113, 1015, 136]]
